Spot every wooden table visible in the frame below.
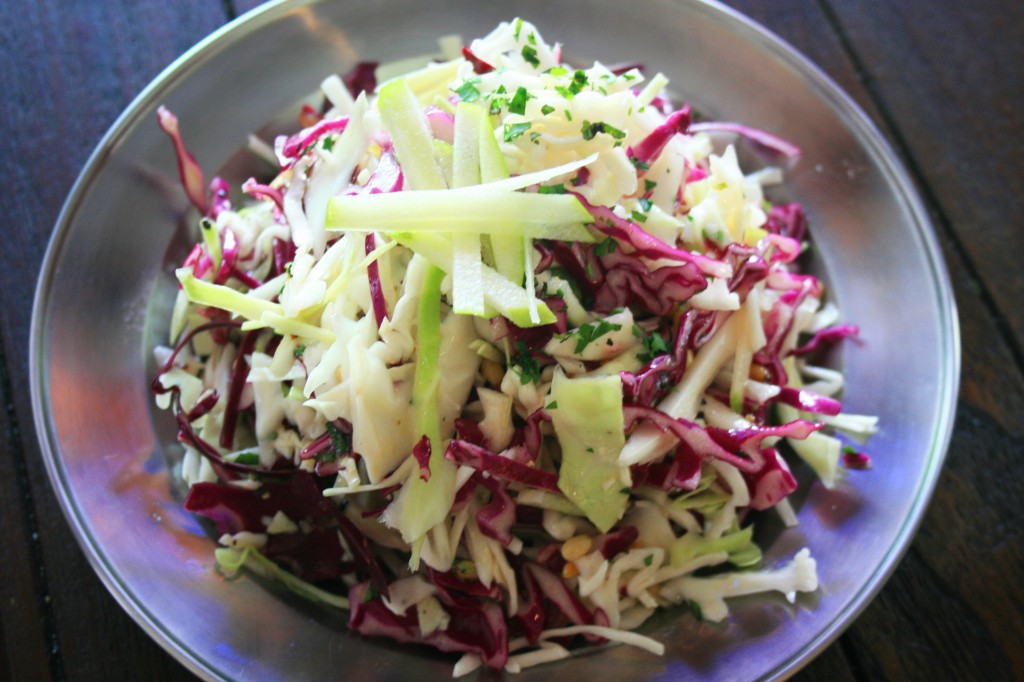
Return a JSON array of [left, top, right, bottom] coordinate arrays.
[[1, 1, 1021, 679]]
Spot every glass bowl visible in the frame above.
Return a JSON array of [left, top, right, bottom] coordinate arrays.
[[30, 0, 959, 679]]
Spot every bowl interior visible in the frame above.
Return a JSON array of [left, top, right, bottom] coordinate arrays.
[[31, 1, 958, 680]]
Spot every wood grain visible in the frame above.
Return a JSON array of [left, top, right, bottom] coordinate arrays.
[[823, 0, 1024, 348], [0, 2, 229, 680], [0, 0, 1020, 680]]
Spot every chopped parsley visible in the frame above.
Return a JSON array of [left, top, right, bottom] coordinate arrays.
[[545, 400, 558, 410], [582, 120, 626, 141], [231, 452, 260, 466], [555, 70, 589, 99], [569, 319, 623, 354], [547, 66, 568, 76], [508, 86, 532, 115], [513, 18, 524, 40], [594, 236, 618, 256], [320, 422, 352, 463], [644, 555, 654, 567], [521, 45, 540, 67], [629, 156, 650, 170], [487, 84, 508, 114], [540, 104, 556, 115], [512, 341, 542, 384], [644, 178, 658, 193], [638, 330, 671, 364], [321, 136, 334, 151], [630, 209, 648, 223], [537, 183, 566, 194], [293, 343, 307, 359], [454, 79, 481, 102], [503, 121, 532, 142], [638, 197, 653, 211]]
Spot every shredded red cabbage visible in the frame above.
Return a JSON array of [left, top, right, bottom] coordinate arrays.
[[361, 147, 404, 194], [476, 475, 516, 546], [280, 117, 350, 160], [343, 61, 379, 97], [742, 448, 798, 510], [218, 330, 260, 450], [791, 323, 861, 355], [627, 106, 691, 170], [591, 526, 640, 559], [573, 193, 732, 279], [842, 449, 872, 469], [631, 442, 703, 491], [689, 121, 801, 158], [349, 581, 509, 668], [765, 202, 808, 242], [461, 45, 495, 73], [156, 106, 209, 215], [412, 435, 432, 482], [185, 472, 386, 586], [365, 233, 389, 327], [623, 404, 756, 472], [241, 177, 285, 212], [774, 387, 842, 416], [445, 440, 560, 491]]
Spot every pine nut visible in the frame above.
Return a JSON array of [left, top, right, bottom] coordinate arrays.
[[560, 534, 593, 562]]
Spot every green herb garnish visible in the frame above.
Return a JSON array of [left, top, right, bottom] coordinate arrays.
[[582, 120, 626, 141], [571, 319, 623, 354], [503, 121, 532, 142], [508, 86, 532, 115]]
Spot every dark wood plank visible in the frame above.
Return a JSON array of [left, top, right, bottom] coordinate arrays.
[[0, 1, 230, 679], [727, 2, 1024, 681], [822, 0, 1024, 351], [0, 354, 52, 681]]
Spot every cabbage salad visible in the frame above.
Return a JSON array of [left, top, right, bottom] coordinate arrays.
[[152, 19, 876, 674]]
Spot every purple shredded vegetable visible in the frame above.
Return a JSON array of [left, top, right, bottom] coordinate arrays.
[[476, 475, 516, 546], [218, 330, 260, 450], [689, 121, 801, 158], [623, 404, 755, 471], [774, 387, 843, 416], [280, 117, 350, 159], [156, 106, 209, 214], [241, 177, 285, 212], [792, 323, 861, 355], [445, 440, 560, 491], [765, 202, 808, 242], [627, 106, 691, 170], [349, 582, 509, 668], [343, 61, 379, 96], [365, 233, 389, 327], [461, 46, 495, 73], [573, 192, 733, 279], [742, 448, 797, 510], [412, 435, 432, 482]]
